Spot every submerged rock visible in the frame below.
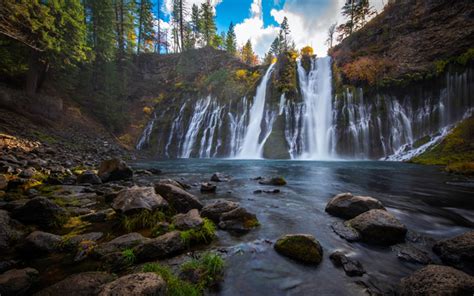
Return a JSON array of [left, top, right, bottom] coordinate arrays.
[[274, 234, 323, 265], [329, 251, 365, 277], [134, 231, 185, 262], [98, 273, 166, 296], [433, 230, 474, 274], [98, 159, 133, 182], [77, 170, 102, 185], [400, 265, 474, 296], [35, 272, 115, 296], [258, 177, 287, 186], [211, 173, 230, 182], [218, 207, 259, 233], [172, 209, 203, 230], [347, 209, 407, 245], [200, 182, 216, 193], [112, 186, 167, 214], [201, 199, 240, 223], [325, 192, 385, 219], [13, 197, 67, 229], [0, 267, 39, 296], [154, 183, 202, 213]]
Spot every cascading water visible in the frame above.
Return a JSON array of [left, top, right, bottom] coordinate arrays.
[[236, 63, 276, 159], [297, 56, 334, 160]]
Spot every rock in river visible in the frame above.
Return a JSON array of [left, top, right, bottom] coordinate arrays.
[[98, 273, 166, 296], [400, 265, 474, 296], [274, 234, 323, 265], [218, 207, 259, 233], [433, 230, 474, 274], [347, 209, 407, 245], [211, 173, 230, 182], [201, 199, 240, 223], [112, 186, 168, 214], [154, 183, 202, 213], [200, 182, 216, 193], [172, 209, 203, 230], [98, 158, 133, 182], [258, 177, 287, 186], [134, 231, 185, 262], [329, 251, 365, 277], [325, 192, 386, 219]]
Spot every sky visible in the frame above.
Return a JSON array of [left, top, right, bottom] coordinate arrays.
[[160, 0, 385, 58]]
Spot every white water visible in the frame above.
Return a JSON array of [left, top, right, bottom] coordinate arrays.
[[136, 112, 157, 150], [236, 63, 276, 159], [180, 96, 212, 158], [297, 56, 334, 160]]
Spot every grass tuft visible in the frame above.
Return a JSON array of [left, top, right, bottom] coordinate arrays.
[[180, 218, 216, 246], [142, 263, 201, 296], [121, 210, 166, 232]]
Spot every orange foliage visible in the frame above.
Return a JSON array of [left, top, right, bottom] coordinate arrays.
[[342, 56, 392, 85], [300, 46, 314, 56]]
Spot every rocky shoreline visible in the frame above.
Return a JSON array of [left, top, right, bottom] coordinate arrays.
[[0, 134, 473, 295]]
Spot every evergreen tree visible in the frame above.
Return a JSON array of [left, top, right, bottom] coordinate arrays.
[[270, 36, 280, 56], [241, 39, 256, 65], [280, 16, 290, 51], [326, 23, 337, 48], [337, 0, 374, 41], [191, 4, 201, 45], [200, 0, 216, 47], [136, 0, 154, 54], [225, 22, 237, 55]]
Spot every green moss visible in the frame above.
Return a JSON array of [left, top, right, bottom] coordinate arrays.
[[411, 116, 474, 174], [142, 263, 201, 296], [32, 130, 58, 144], [121, 210, 166, 232], [180, 218, 216, 246], [274, 235, 323, 264], [180, 252, 225, 289]]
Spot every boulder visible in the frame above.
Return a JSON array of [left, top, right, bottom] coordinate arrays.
[[200, 182, 216, 193], [0, 267, 39, 296], [201, 199, 240, 223], [172, 209, 203, 230], [19, 167, 36, 178], [0, 210, 22, 251], [347, 209, 407, 245], [98, 273, 166, 296], [325, 192, 386, 219], [77, 171, 102, 185], [274, 234, 323, 264], [329, 251, 365, 276], [13, 197, 67, 229], [134, 231, 185, 262], [68, 232, 104, 246], [0, 174, 7, 190], [98, 159, 133, 182], [400, 265, 474, 296], [154, 183, 202, 213], [392, 243, 432, 265], [94, 233, 150, 257], [433, 230, 474, 274], [211, 173, 230, 182], [218, 207, 259, 233], [35, 272, 115, 296], [258, 177, 287, 186], [156, 179, 190, 190], [23, 231, 62, 253], [112, 186, 167, 214]]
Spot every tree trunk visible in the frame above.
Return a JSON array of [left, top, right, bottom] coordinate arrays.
[[179, 0, 184, 52]]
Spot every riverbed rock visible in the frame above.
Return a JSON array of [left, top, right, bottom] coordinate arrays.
[[218, 207, 259, 233], [433, 230, 474, 274], [0, 210, 22, 251], [325, 192, 386, 219], [13, 197, 68, 229], [172, 209, 203, 230], [154, 183, 202, 213], [0, 267, 39, 296], [0, 174, 7, 190], [258, 177, 287, 186], [23, 231, 62, 253], [400, 265, 474, 296], [392, 243, 432, 265], [156, 179, 190, 190], [98, 159, 133, 182], [211, 173, 230, 182], [331, 221, 361, 242], [200, 182, 216, 193], [77, 170, 102, 185], [347, 209, 407, 245], [94, 233, 150, 257], [134, 231, 185, 262], [98, 273, 166, 296], [274, 234, 323, 264], [201, 199, 240, 223], [112, 186, 167, 214], [329, 251, 365, 276], [35, 272, 116, 296]]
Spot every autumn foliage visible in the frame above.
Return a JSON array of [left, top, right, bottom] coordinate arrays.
[[342, 56, 392, 85], [300, 46, 314, 57]]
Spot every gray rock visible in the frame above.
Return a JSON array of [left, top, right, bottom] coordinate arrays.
[[392, 243, 432, 265], [329, 251, 365, 276], [325, 192, 386, 219], [98, 159, 133, 182], [0, 267, 39, 296], [94, 233, 150, 257], [433, 230, 474, 274], [69, 232, 104, 246], [201, 199, 240, 223], [0, 210, 22, 251], [34, 272, 115, 296], [98, 273, 166, 296], [134, 231, 185, 262], [211, 173, 230, 182], [112, 186, 167, 214], [258, 177, 287, 186], [154, 183, 202, 213], [156, 179, 189, 190], [19, 167, 36, 178], [274, 234, 323, 264], [23, 231, 62, 253], [200, 182, 216, 193], [347, 209, 407, 245], [77, 171, 102, 185], [172, 209, 204, 230], [13, 197, 68, 229], [400, 265, 474, 296], [218, 207, 259, 233]]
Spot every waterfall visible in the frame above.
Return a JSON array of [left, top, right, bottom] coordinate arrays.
[[236, 63, 276, 159], [297, 56, 334, 160], [180, 96, 212, 158], [136, 112, 157, 150]]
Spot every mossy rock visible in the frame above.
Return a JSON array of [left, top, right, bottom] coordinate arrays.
[[274, 234, 323, 264]]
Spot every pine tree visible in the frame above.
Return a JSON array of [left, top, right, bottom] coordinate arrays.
[[280, 16, 290, 51], [225, 22, 237, 55], [191, 4, 201, 45], [241, 39, 257, 65], [337, 0, 374, 41], [326, 23, 337, 48], [136, 0, 154, 54], [270, 36, 280, 56], [200, 0, 216, 47]]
